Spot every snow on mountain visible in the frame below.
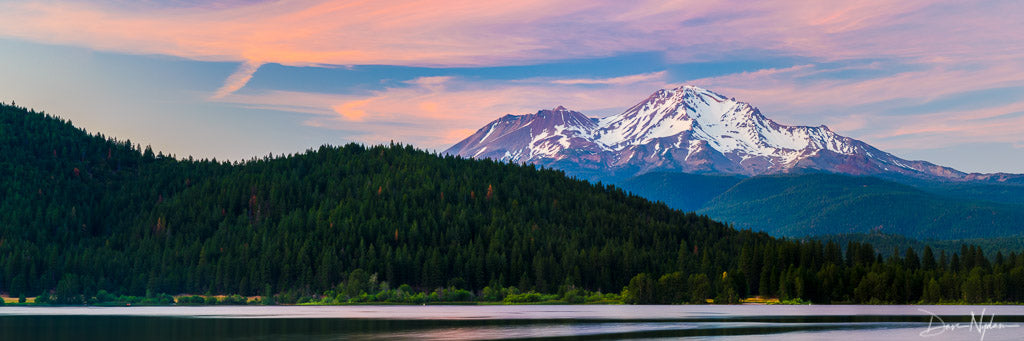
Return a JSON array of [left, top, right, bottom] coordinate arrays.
[[443, 85, 973, 181]]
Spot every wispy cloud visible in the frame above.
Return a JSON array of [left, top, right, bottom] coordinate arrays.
[[211, 60, 263, 99], [552, 71, 667, 85], [866, 101, 1024, 149]]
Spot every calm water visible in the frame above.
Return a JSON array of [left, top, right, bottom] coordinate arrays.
[[2, 305, 1023, 340]]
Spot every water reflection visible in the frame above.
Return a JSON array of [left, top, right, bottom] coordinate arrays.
[[1, 305, 1023, 340]]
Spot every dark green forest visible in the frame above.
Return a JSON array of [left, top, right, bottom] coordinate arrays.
[[2, 102, 1024, 305]]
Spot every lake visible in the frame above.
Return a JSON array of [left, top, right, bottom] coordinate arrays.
[[2, 305, 1023, 340]]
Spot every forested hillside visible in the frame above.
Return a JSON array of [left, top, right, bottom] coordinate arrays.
[[700, 174, 1024, 239], [620, 172, 1024, 239], [3, 102, 1024, 305], [0, 102, 746, 299]]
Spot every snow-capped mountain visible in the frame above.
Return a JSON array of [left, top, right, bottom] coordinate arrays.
[[443, 85, 978, 181]]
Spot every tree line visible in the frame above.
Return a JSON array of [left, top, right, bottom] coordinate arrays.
[[2, 102, 1022, 305]]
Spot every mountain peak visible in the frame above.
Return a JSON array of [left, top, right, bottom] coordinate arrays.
[[673, 84, 704, 91], [645, 85, 730, 107], [445, 86, 970, 181], [533, 106, 591, 127]]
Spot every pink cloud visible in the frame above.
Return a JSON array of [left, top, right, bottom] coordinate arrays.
[[0, 0, 600, 67], [214, 74, 669, 149], [2, 0, 1021, 97], [331, 99, 370, 122]]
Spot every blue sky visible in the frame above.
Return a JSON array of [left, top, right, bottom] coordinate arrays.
[[1, 1, 1023, 173]]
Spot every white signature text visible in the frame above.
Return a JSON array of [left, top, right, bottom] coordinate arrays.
[[918, 308, 1021, 341]]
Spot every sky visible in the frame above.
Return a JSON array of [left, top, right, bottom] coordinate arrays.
[[1, 0, 1023, 173]]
